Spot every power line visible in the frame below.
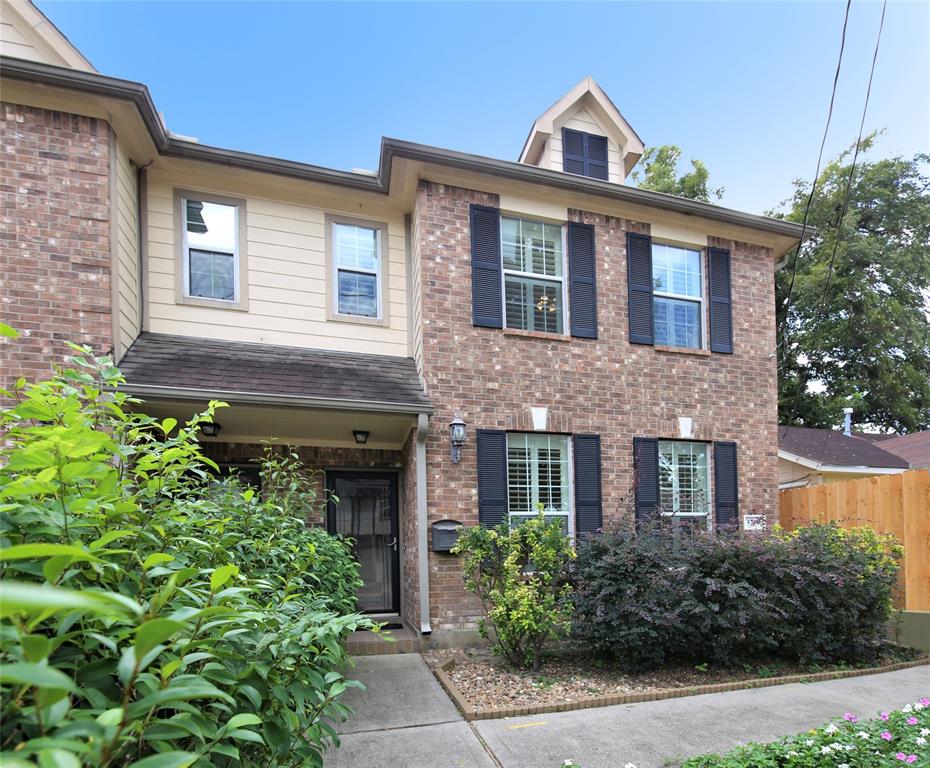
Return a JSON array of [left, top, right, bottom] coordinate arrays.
[[812, 0, 887, 331], [777, 0, 853, 361]]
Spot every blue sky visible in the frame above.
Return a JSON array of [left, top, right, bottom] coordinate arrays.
[[40, 0, 929, 215]]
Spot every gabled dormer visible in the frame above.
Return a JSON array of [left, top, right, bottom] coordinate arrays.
[[519, 76, 644, 183]]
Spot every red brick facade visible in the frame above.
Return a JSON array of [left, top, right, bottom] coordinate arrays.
[[0, 103, 113, 390], [414, 181, 780, 632]]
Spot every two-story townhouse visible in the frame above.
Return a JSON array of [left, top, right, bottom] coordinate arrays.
[[1, 0, 804, 642]]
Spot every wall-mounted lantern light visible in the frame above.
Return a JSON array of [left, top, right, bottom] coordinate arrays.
[[353, 430, 370, 445], [201, 422, 222, 438], [449, 417, 467, 464]]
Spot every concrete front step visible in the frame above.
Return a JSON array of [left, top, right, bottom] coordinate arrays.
[[346, 625, 421, 656]]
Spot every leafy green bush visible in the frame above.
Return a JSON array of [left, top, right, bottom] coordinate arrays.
[[0, 345, 372, 767], [452, 513, 574, 669], [682, 697, 930, 767], [571, 519, 900, 670]]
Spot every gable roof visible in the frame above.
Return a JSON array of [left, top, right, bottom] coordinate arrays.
[[877, 431, 930, 469], [519, 76, 645, 176], [0, 0, 94, 71], [778, 426, 910, 470], [118, 333, 431, 413]]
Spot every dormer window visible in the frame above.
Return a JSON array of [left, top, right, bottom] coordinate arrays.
[[562, 129, 608, 180]]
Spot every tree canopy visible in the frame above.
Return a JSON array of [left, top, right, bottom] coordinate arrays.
[[775, 135, 930, 433], [632, 145, 724, 202]]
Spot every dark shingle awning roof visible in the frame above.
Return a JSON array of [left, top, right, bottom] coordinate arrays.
[[119, 333, 431, 412], [778, 426, 909, 469]]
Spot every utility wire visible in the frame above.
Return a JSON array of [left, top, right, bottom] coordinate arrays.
[[777, 0, 853, 361]]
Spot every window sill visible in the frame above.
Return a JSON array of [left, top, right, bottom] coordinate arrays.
[[328, 312, 390, 328], [177, 295, 248, 312], [654, 344, 711, 357], [503, 328, 571, 342]]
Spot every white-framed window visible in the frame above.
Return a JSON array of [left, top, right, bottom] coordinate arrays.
[[658, 440, 711, 525], [181, 197, 240, 302], [333, 221, 382, 319], [506, 433, 573, 534], [501, 216, 566, 334], [652, 243, 704, 349]]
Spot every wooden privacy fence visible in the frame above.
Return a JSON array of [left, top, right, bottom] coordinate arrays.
[[779, 470, 930, 611]]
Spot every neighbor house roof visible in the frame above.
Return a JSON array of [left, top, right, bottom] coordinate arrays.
[[877, 431, 930, 470], [118, 333, 431, 414], [778, 426, 910, 470]]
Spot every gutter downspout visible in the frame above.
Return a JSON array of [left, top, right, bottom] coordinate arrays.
[[416, 413, 432, 635]]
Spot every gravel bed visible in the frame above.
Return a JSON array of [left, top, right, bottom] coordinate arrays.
[[423, 648, 927, 712]]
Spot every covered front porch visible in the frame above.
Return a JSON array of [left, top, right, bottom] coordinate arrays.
[[118, 332, 432, 636]]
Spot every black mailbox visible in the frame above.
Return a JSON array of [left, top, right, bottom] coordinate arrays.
[[432, 519, 462, 552]]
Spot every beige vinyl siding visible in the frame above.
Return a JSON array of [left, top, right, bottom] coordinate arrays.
[[0, 0, 94, 70], [114, 141, 140, 358], [546, 106, 624, 184], [145, 166, 409, 356], [0, 14, 38, 61]]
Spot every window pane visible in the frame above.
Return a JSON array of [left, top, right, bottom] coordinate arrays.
[[337, 270, 377, 317], [334, 223, 379, 272], [654, 297, 701, 348], [189, 249, 235, 300], [186, 200, 236, 253], [504, 276, 563, 334], [501, 217, 562, 277], [652, 243, 701, 298], [658, 441, 709, 518], [507, 434, 570, 528]]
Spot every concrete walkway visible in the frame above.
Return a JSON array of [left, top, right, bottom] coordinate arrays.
[[328, 657, 929, 768]]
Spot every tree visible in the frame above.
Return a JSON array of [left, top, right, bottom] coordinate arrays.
[[632, 145, 724, 202], [775, 134, 930, 433]]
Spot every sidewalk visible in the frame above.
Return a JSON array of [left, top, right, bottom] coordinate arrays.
[[328, 656, 929, 768]]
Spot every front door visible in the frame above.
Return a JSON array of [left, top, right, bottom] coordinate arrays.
[[326, 471, 400, 614]]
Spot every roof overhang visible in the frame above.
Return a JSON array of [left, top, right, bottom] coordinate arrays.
[[0, 55, 805, 258], [778, 448, 908, 475]]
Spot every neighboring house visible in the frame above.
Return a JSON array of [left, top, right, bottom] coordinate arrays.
[[1, 0, 805, 641], [879, 431, 930, 471], [778, 426, 910, 489]]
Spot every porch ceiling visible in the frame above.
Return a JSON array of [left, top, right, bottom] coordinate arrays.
[[136, 397, 417, 450]]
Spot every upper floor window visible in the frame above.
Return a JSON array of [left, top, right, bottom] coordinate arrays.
[[327, 216, 388, 325], [502, 216, 565, 334], [182, 197, 239, 303], [507, 433, 572, 534], [658, 440, 710, 523], [652, 243, 703, 349], [562, 128, 608, 180]]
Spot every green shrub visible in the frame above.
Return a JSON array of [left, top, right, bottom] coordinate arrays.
[[452, 513, 574, 669], [571, 519, 900, 670], [682, 697, 930, 767], [0, 345, 372, 767]]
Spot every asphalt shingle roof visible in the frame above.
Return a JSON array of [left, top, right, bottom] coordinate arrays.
[[878, 431, 930, 470], [778, 426, 910, 469], [119, 333, 431, 410]]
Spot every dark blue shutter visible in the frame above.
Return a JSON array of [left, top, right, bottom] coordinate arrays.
[[476, 429, 508, 527], [627, 232, 654, 345], [586, 134, 608, 180], [714, 441, 739, 528], [633, 437, 660, 521], [573, 434, 602, 535], [470, 204, 503, 328], [568, 222, 598, 339], [562, 128, 586, 175], [709, 247, 734, 353]]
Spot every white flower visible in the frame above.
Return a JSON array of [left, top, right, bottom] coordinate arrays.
[[787, 751, 799, 757], [916, 737, 927, 746], [805, 739, 815, 746], [624, 764, 637, 768], [915, 701, 925, 710], [839, 763, 850, 768], [825, 723, 839, 734], [903, 704, 914, 713], [858, 731, 871, 739], [821, 746, 832, 754], [920, 728, 930, 737]]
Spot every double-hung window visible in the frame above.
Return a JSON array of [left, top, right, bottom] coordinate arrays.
[[502, 217, 565, 334], [506, 433, 572, 533], [328, 217, 387, 322], [180, 195, 243, 305], [652, 243, 704, 349], [658, 440, 710, 525]]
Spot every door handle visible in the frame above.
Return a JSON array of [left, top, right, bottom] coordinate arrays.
[[386, 536, 397, 552]]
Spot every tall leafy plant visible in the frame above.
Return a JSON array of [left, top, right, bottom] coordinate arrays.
[[0, 344, 371, 767]]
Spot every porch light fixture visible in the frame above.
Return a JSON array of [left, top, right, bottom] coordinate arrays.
[[200, 422, 221, 438], [449, 417, 467, 464], [353, 430, 370, 445]]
